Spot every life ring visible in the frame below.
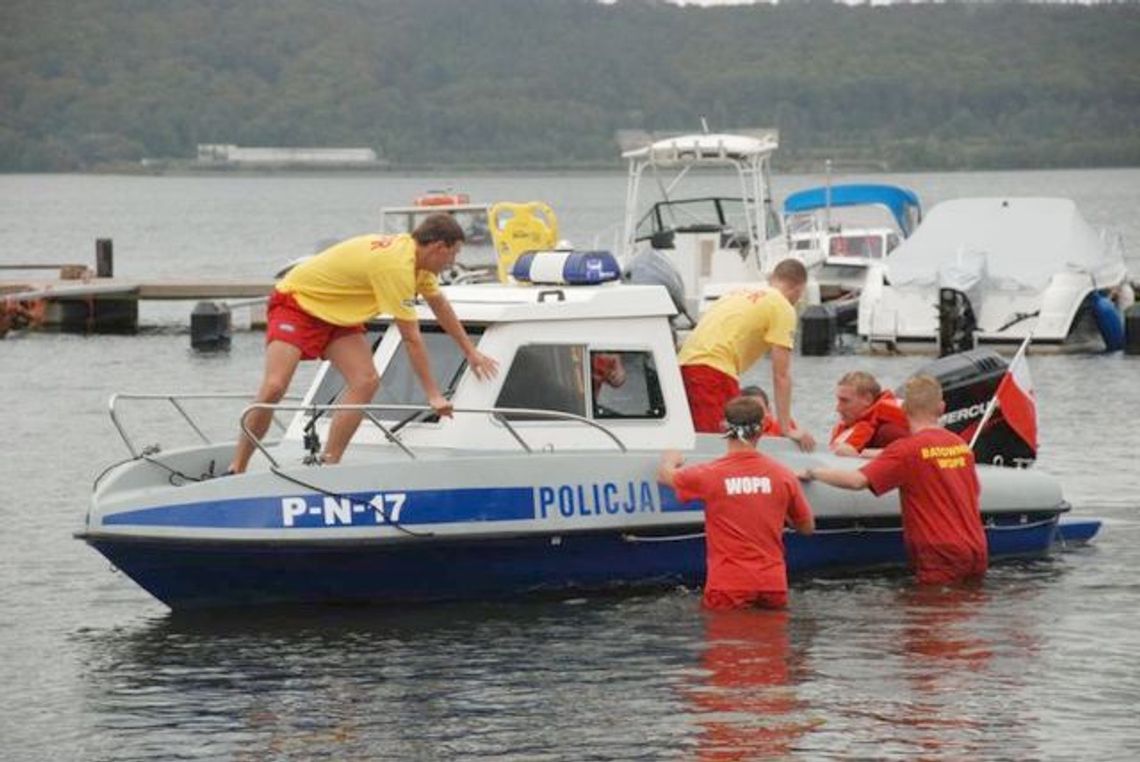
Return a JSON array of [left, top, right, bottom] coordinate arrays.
[[488, 201, 559, 283], [415, 191, 470, 207]]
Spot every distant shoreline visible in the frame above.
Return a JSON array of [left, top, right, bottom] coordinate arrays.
[[21, 157, 1140, 178]]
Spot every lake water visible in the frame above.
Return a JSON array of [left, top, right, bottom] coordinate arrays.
[[1, 169, 1139, 760]]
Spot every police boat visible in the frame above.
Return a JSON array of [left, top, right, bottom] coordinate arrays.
[[79, 251, 1072, 610]]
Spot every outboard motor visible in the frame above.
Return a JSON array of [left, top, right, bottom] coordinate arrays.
[[627, 248, 693, 327], [914, 348, 1036, 468]]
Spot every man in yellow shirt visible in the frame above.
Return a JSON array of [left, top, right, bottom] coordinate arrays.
[[227, 213, 498, 474], [677, 258, 815, 451]]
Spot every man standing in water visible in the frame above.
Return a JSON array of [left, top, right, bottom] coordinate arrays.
[[658, 396, 815, 610], [801, 375, 988, 585], [677, 258, 815, 451], [228, 213, 498, 474]]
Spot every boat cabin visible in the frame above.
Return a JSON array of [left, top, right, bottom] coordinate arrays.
[[283, 274, 696, 459]]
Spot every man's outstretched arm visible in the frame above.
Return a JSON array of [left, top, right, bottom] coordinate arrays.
[[800, 466, 869, 491]]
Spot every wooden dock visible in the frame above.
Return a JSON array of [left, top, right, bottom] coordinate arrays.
[[1, 242, 275, 336], [1, 277, 275, 336], [1, 278, 275, 301]]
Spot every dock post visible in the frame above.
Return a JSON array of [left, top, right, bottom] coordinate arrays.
[[95, 239, 113, 278]]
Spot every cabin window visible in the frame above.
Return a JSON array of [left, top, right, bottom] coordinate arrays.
[[590, 350, 666, 420], [305, 326, 476, 416], [496, 344, 587, 420], [830, 234, 883, 259], [373, 328, 471, 407]]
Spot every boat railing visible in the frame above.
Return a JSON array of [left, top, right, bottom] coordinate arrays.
[[109, 393, 300, 459], [239, 402, 629, 468]]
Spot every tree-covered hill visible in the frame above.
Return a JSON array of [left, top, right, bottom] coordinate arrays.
[[1, 0, 1137, 171]]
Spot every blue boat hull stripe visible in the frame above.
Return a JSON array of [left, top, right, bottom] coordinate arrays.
[[103, 483, 702, 529]]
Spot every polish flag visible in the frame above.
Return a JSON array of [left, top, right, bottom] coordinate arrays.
[[996, 347, 1037, 452]]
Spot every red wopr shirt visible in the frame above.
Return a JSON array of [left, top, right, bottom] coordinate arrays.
[[859, 427, 988, 584], [673, 451, 813, 597]]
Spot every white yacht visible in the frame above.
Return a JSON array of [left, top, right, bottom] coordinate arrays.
[[857, 197, 1132, 353], [619, 131, 788, 322]]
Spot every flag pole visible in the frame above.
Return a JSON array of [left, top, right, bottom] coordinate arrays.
[[968, 336, 1031, 451]]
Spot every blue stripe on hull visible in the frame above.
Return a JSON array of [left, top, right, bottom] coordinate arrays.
[[87, 518, 1059, 609], [101, 483, 693, 531]]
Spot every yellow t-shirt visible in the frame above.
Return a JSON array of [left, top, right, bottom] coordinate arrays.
[[277, 234, 440, 325], [677, 288, 797, 378]]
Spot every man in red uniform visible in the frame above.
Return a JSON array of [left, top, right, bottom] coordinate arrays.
[[658, 396, 815, 609], [802, 375, 988, 585], [829, 370, 910, 457]]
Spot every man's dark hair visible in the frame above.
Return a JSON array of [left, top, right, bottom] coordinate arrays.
[[412, 213, 466, 245], [723, 395, 764, 441], [740, 384, 770, 408]]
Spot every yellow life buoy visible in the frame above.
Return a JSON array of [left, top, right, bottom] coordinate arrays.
[[488, 201, 559, 282]]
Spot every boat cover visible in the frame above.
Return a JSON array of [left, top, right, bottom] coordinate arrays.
[[783, 184, 922, 236], [884, 198, 1127, 292]]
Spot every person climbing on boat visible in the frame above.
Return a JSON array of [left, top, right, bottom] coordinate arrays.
[[677, 258, 816, 451], [658, 395, 815, 610], [829, 370, 909, 457], [800, 375, 988, 586], [227, 213, 498, 474]]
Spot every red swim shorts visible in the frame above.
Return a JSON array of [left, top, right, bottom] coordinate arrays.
[[680, 364, 740, 434], [265, 290, 365, 360], [703, 589, 789, 610]]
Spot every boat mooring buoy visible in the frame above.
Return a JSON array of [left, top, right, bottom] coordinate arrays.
[[800, 304, 837, 356], [190, 301, 231, 352], [1124, 303, 1140, 356]]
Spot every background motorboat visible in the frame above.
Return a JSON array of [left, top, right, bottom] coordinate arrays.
[[784, 182, 922, 302], [380, 192, 496, 283], [619, 131, 789, 322], [857, 197, 1133, 353]]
